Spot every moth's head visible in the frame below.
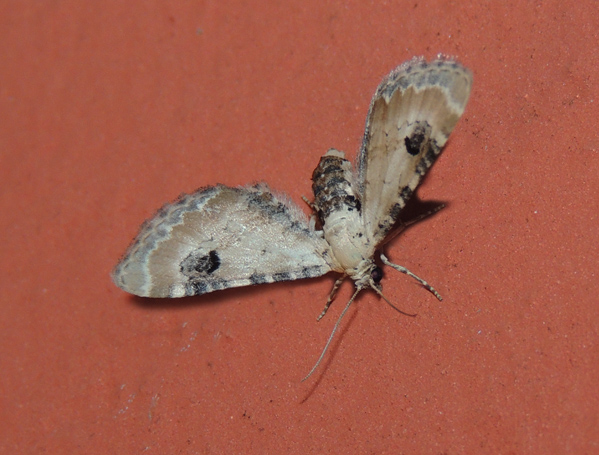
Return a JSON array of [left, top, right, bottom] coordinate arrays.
[[366, 265, 385, 295], [349, 259, 382, 292], [371, 266, 383, 284]]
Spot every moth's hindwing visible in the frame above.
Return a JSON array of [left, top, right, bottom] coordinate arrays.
[[357, 57, 473, 244], [112, 184, 334, 297]]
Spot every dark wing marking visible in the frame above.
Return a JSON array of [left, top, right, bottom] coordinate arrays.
[[357, 57, 472, 245], [113, 184, 333, 297]]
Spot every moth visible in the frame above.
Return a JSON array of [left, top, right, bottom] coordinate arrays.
[[113, 56, 472, 378]]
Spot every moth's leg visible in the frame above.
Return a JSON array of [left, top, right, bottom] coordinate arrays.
[[302, 196, 316, 210], [317, 277, 345, 321], [380, 254, 443, 301], [381, 204, 445, 247]]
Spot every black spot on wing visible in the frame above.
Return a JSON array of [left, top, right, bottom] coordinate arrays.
[[205, 251, 221, 273], [405, 132, 425, 156], [181, 249, 221, 277], [404, 122, 432, 156]]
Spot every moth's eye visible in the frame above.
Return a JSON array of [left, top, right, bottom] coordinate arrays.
[[371, 266, 383, 283]]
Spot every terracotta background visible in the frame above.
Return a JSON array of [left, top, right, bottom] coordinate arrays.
[[2, 1, 598, 453]]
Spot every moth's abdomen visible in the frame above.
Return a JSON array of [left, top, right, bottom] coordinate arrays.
[[312, 149, 373, 276], [312, 149, 361, 225]]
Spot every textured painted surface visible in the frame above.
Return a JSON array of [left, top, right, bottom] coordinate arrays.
[[1, 1, 598, 453]]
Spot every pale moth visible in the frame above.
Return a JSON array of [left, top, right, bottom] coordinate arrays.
[[113, 56, 472, 379]]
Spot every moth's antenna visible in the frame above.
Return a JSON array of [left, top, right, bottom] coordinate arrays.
[[370, 283, 417, 317], [302, 287, 361, 382], [380, 254, 443, 301]]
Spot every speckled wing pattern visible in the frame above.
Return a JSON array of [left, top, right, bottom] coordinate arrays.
[[113, 56, 472, 305], [357, 57, 472, 245], [112, 184, 334, 297]]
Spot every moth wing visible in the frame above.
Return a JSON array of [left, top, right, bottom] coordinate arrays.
[[112, 184, 334, 298], [357, 57, 472, 245]]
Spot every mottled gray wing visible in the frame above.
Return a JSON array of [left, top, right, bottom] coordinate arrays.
[[357, 57, 472, 245], [112, 184, 334, 297]]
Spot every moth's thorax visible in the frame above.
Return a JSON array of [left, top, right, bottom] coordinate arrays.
[[312, 149, 374, 276]]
